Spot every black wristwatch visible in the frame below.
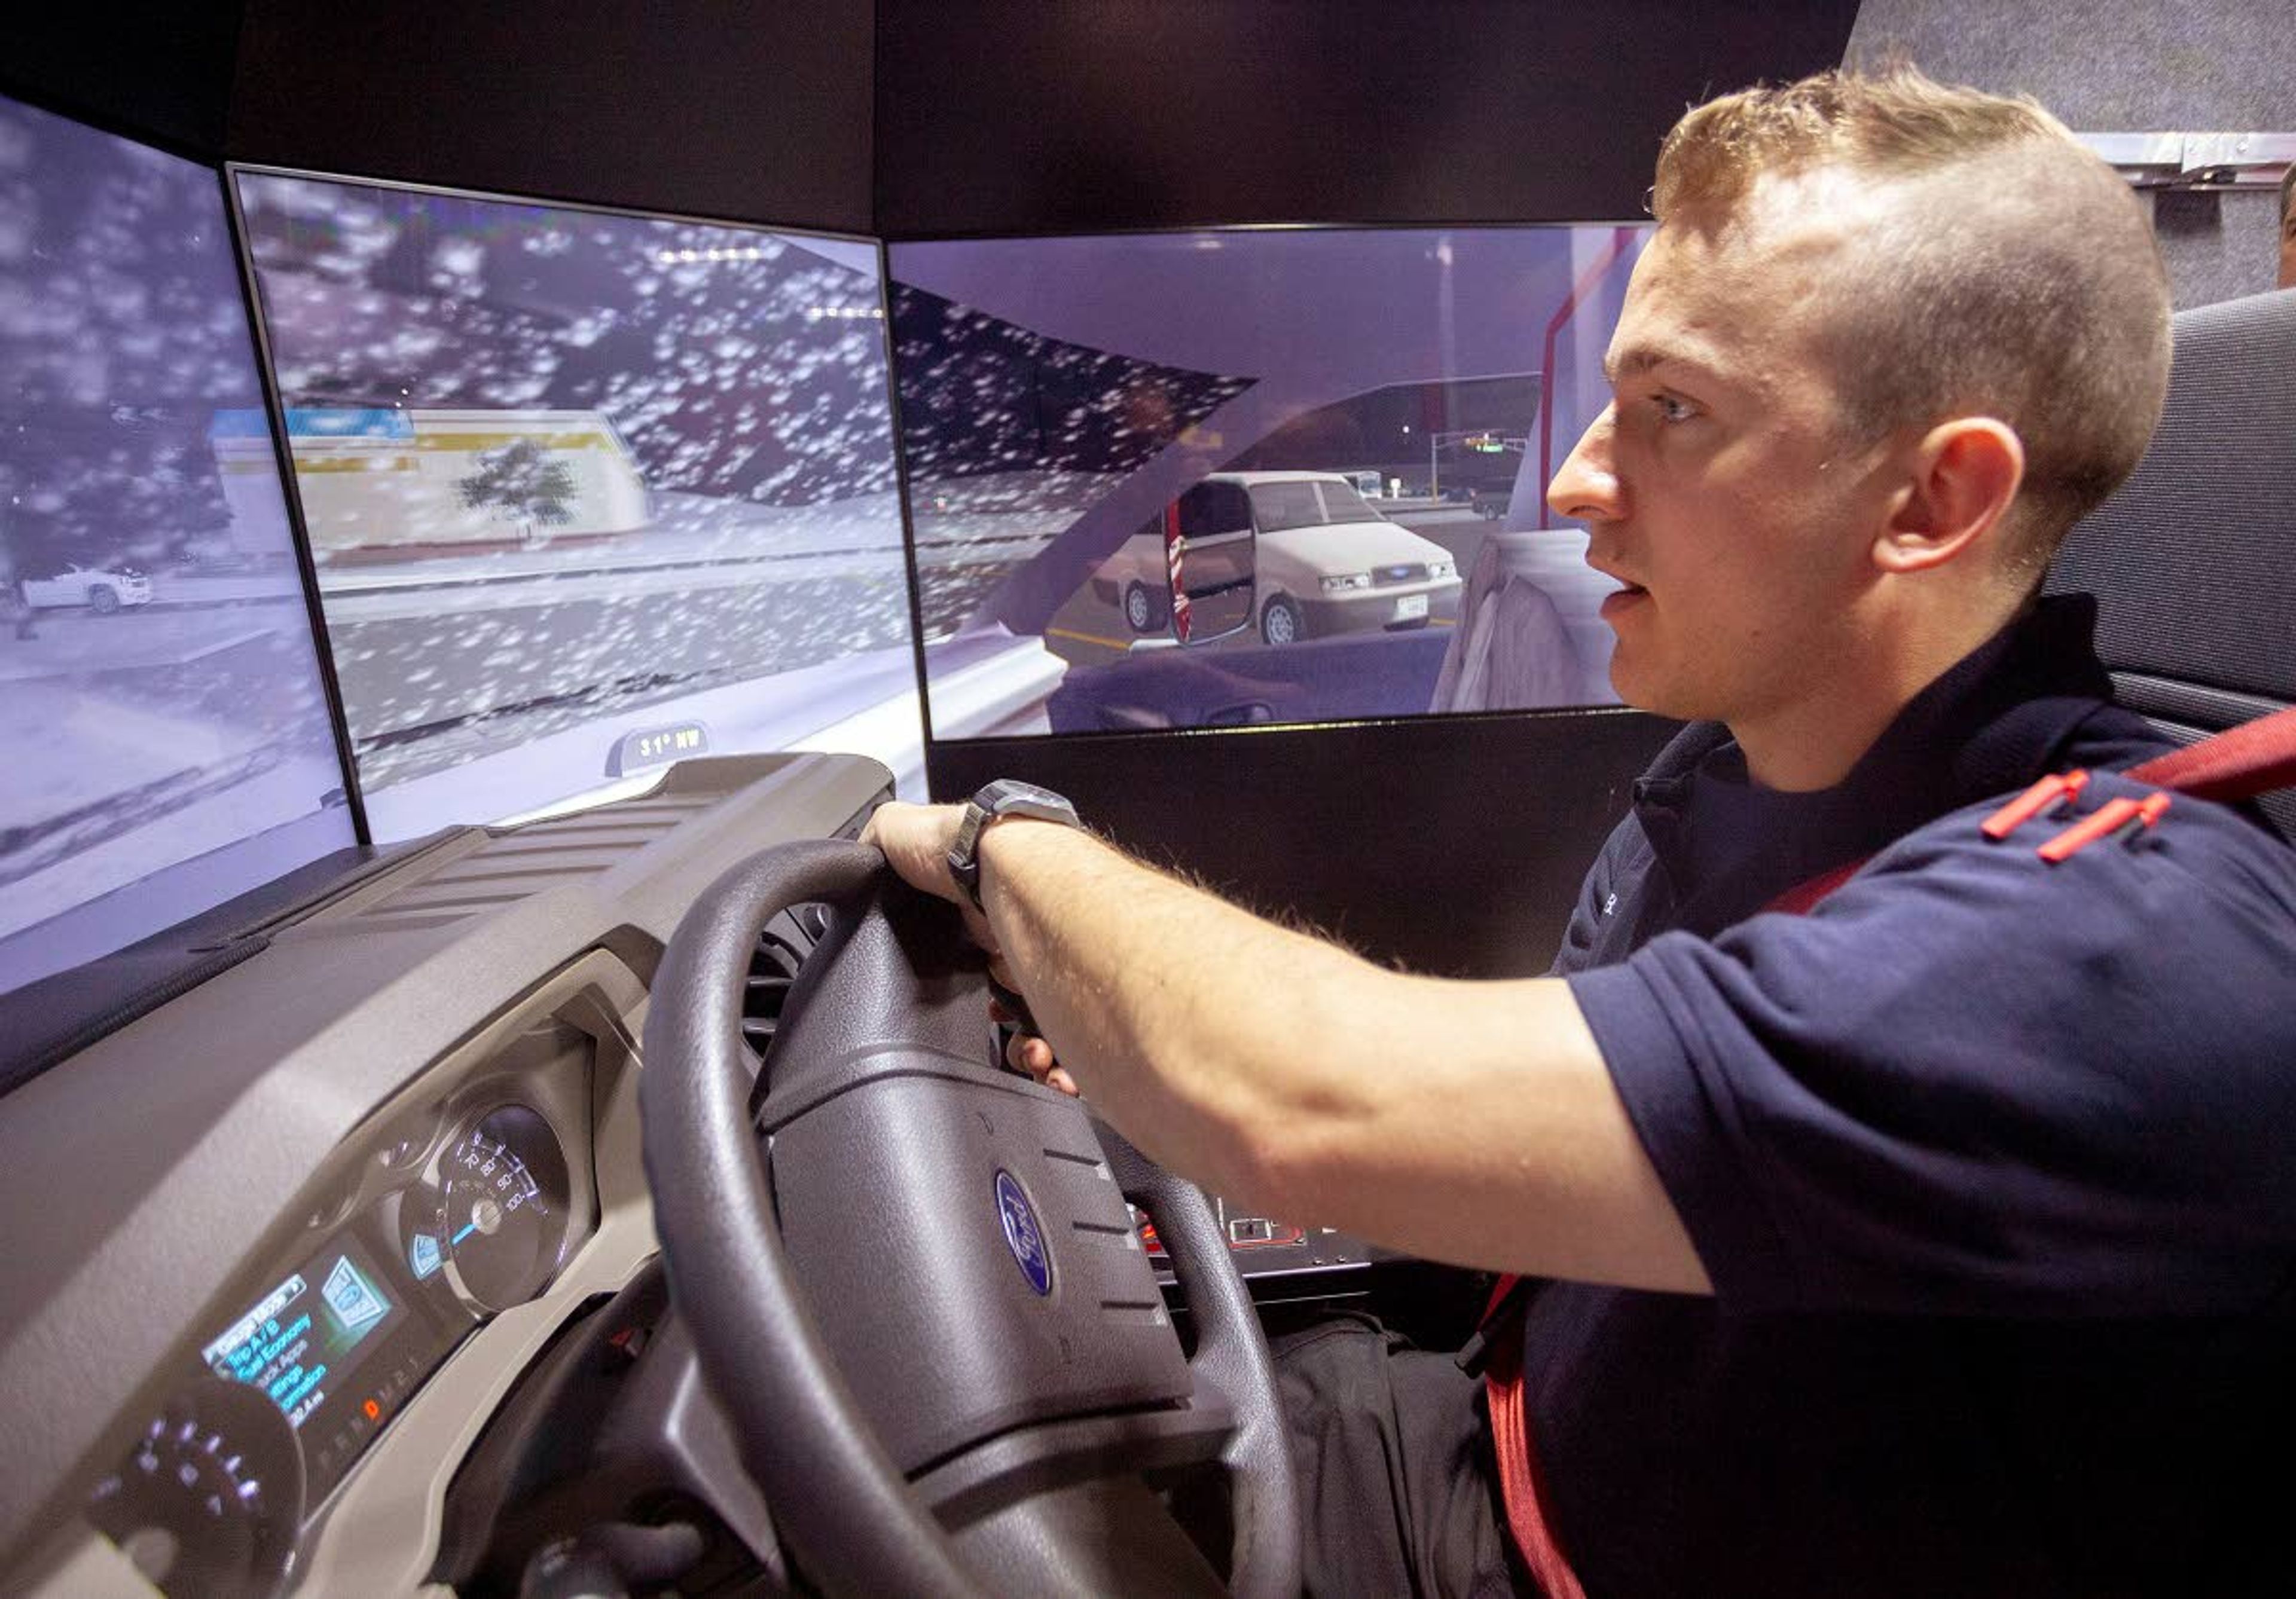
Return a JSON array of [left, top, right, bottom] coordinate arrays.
[[948, 779, 1080, 911]]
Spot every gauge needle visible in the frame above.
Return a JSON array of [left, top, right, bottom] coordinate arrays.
[[452, 1222, 478, 1244]]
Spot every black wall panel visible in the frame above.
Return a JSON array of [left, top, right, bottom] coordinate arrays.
[[930, 711, 1678, 980], [874, 0, 1863, 236], [228, 0, 876, 233], [2, 3, 246, 158]]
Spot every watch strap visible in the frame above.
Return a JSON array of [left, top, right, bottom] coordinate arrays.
[[948, 779, 1080, 911]]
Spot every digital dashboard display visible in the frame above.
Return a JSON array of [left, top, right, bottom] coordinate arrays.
[[200, 1230, 458, 1504], [234, 172, 923, 835], [0, 94, 356, 1004], [887, 227, 1648, 741], [203, 1240, 403, 1432]]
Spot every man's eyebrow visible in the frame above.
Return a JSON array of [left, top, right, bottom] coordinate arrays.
[[1603, 347, 1663, 383], [1601, 344, 1724, 387]]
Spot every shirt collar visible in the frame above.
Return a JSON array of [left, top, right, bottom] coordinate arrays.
[[1630, 593, 2117, 930]]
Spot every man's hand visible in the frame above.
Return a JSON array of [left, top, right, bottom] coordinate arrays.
[[859, 797, 1002, 952], [992, 994, 1079, 1098], [862, 800, 1077, 1094], [858, 800, 967, 906]]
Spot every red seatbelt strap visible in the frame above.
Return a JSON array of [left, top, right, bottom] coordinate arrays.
[[1479, 1274, 1588, 1599], [2124, 705, 2296, 799], [1761, 857, 1864, 916], [1763, 704, 2296, 915], [1479, 706, 2296, 1592]]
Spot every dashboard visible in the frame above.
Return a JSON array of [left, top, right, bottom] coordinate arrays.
[[0, 749, 1390, 1598], [0, 753, 887, 1598]]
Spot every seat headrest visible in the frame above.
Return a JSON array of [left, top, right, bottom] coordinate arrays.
[[2045, 287, 2296, 836], [2045, 287, 2296, 718]]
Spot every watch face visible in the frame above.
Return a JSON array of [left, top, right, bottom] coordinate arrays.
[[977, 779, 1072, 818], [954, 782, 1076, 908]]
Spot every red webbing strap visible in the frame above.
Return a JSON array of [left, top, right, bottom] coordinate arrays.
[[1763, 857, 1864, 916], [1481, 1273, 1589, 1599], [2124, 704, 2296, 802]]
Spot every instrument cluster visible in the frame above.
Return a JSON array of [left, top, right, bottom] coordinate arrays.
[[86, 1036, 597, 1599]]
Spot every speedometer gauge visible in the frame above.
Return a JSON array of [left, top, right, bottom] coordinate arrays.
[[416, 1105, 571, 1313]]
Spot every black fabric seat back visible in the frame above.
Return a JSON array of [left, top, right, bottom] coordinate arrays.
[[2045, 288, 2296, 839]]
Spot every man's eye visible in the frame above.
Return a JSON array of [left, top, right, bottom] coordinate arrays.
[[1651, 394, 1696, 423]]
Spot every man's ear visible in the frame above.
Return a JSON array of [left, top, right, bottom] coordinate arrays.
[[1872, 417, 2025, 574]]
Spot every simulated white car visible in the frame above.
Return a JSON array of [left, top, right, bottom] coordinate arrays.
[[20, 563, 154, 613], [1091, 471, 1461, 646]]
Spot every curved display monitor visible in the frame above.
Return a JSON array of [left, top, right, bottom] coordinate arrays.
[[0, 96, 356, 1004], [887, 226, 1649, 742], [234, 173, 926, 839]]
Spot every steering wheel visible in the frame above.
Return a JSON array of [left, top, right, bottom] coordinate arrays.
[[639, 839, 1301, 1598]]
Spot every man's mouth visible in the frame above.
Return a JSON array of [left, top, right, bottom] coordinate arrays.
[[1598, 577, 1650, 623], [1587, 555, 1644, 595]]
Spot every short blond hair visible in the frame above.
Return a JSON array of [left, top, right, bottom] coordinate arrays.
[[1654, 68, 2172, 570]]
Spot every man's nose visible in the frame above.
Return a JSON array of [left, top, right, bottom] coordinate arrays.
[[1546, 408, 1623, 524]]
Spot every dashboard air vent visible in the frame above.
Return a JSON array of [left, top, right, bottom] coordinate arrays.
[[741, 905, 829, 1060]]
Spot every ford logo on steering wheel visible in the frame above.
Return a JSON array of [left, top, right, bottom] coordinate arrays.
[[994, 1169, 1052, 1296]]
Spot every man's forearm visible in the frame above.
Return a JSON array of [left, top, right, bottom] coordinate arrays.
[[972, 819, 1708, 1297], [865, 800, 1706, 1290]]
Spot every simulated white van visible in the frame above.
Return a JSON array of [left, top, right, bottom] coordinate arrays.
[[1091, 471, 1461, 645]]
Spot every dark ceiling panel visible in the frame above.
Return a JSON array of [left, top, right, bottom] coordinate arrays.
[[874, 0, 1863, 236], [229, 0, 875, 234], [2, 3, 246, 160]]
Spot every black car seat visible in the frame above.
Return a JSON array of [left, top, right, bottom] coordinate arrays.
[[2045, 286, 2296, 840]]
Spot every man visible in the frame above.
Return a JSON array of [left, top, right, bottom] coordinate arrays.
[[866, 69, 2296, 1597]]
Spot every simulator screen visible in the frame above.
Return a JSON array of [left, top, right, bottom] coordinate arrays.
[[0, 96, 355, 1002], [888, 226, 1649, 740], [235, 175, 927, 838]]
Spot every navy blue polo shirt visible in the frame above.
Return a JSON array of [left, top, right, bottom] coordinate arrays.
[[1534, 595, 2296, 1598]]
